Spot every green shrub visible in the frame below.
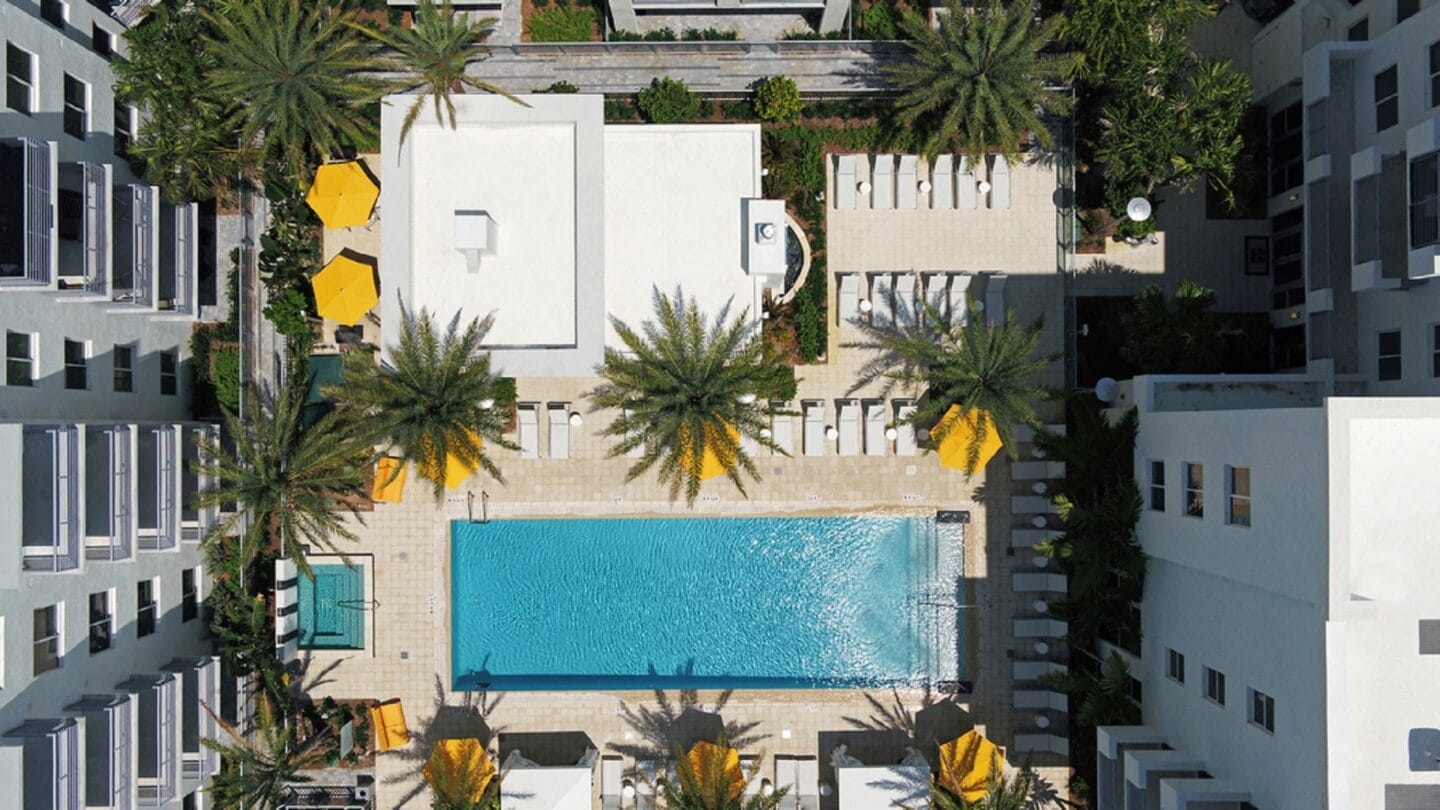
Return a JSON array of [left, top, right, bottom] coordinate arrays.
[[859, 0, 898, 39], [493, 376, 518, 406], [637, 76, 703, 123], [209, 343, 242, 413], [263, 287, 313, 339], [719, 100, 755, 120], [604, 97, 639, 121], [681, 27, 737, 40], [540, 80, 579, 93], [533, 0, 548, 7], [609, 29, 644, 41], [643, 27, 677, 41], [794, 270, 828, 362], [527, 5, 594, 42], [753, 76, 802, 122]]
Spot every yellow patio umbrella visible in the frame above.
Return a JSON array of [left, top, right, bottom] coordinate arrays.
[[306, 161, 379, 229], [420, 430, 484, 489], [424, 738, 494, 802], [684, 741, 745, 800], [371, 456, 407, 503], [312, 254, 378, 326], [935, 405, 1004, 472], [678, 423, 741, 481], [938, 730, 1004, 802]]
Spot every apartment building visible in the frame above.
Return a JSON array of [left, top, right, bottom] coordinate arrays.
[[1095, 376, 1440, 810], [1247, 0, 1440, 388], [1, 1, 223, 808]]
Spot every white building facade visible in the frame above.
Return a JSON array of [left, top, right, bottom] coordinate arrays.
[[1, 2, 222, 808]]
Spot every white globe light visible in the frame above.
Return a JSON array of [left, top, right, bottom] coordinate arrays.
[[622, 783, 636, 799], [1032, 481, 1048, 495], [918, 180, 932, 193], [825, 426, 838, 441], [1125, 196, 1153, 222], [568, 412, 583, 427], [858, 181, 872, 194], [1035, 714, 1052, 729], [1030, 515, 1048, 528], [1032, 446, 1048, 459], [1032, 555, 1048, 569], [479, 398, 495, 410], [1033, 640, 1050, 655], [1033, 599, 1049, 614], [760, 428, 772, 439], [738, 392, 757, 405], [884, 427, 898, 441], [977, 180, 992, 193], [858, 299, 873, 313], [1095, 377, 1120, 404]]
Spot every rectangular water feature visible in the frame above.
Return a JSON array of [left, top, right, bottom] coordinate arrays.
[[297, 563, 366, 651]]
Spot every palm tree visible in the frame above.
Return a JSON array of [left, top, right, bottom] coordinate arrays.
[[1119, 281, 1224, 374], [354, 0, 525, 146], [843, 290, 1056, 475], [129, 107, 259, 205], [194, 383, 373, 580], [202, 693, 332, 810], [427, 742, 502, 810], [929, 762, 1040, 810], [590, 287, 791, 506], [661, 747, 785, 810], [203, 0, 384, 178], [1044, 651, 1142, 729], [885, 0, 1076, 160], [329, 299, 515, 501]]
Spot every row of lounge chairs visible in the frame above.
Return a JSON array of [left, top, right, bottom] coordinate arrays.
[[793, 398, 916, 458], [833, 154, 1011, 210], [835, 270, 1008, 327], [516, 402, 572, 460]]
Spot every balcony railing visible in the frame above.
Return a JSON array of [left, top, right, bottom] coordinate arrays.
[[112, 184, 156, 309], [123, 674, 179, 808], [84, 162, 110, 296], [0, 138, 57, 287], [4, 718, 81, 810], [168, 657, 221, 782], [67, 694, 135, 810], [137, 427, 178, 551], [21, 425, 81, 573], [86, 425, 134, 562]]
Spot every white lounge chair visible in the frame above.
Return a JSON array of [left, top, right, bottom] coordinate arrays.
[[740, 755, 761, 796], [836, 273, 859, 325], [775, 757, 799, 810], [985, 273, 1008, 327], [835, 154, 857, 210], [803, 400, 826, 457], [601, 756, 624, 810], [923, 273, 948, 317], [948, 272, 972, 325], [623, 408, 644, 458], [864, 401, 886, 456], [956, 157, 978, 209], [518, 404, 539, 459], [896, 155, 918, 209], [837, 400, 860, 457], [989, 155, 1011, 210], [893, 273, 916, 320], [771, 403, 795, 454], [795, 756, 820, 810], [741, 432, 760, 459], [547, 403, 570, 459], [871, 155, 894, 210], [895, 400, 917, 456], [868, 273, 894, 325], [931, 154, 954, 209]]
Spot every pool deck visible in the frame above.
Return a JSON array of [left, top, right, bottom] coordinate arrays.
[[315, 152, 1071, 806]]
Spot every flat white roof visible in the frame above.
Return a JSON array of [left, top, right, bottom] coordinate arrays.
[[501, 766, 591, 809]]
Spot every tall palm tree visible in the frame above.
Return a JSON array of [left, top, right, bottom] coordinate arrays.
[[929, 762, 1039, 810], [354, 0, 525, 146], [203, 0, 384, 178], [886, 0, 1076, 160], [427, 742, 503, 810], [843, 290, 1056, 475], [662, 746, 785, 810], [194, 383, 373, 580], [202, 693, 332, 810], [329, 299, 515, 501], [591, 287, 791, 506], [1119, 281, 1224, 374]]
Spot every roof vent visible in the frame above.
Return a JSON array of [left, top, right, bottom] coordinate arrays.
[[454, 210, 497, 273]]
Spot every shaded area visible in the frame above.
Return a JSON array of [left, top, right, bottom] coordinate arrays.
[[380, 675, 506, 808]]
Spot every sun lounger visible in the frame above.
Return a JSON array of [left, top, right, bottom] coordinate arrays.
[[622, 408, 644, 458], [923, 273, 948, 318], [803, 400, 826, 457], [989, 156, 1011, 210], [895, 400, 917, 456], [1014, 573, 1068, 594], [775, 756, 799, 810], [956, 157, 977, 209], [893, 273, 916, 320], [602, 755, 624, 810], [1012, 460, 1066, 480], [518, 404, 539, 459], [837, 400, 860, 457], [931, 154, 953, 209], [948, 272, 973, 325], [371, 699, 410, 751], [835, 154, 857, 210], [985, 273, 1008, 327], [1013, 734, 1070, 757], [868, 273, 894, 325], [771, 403, 795, 454], [740, 755, 761, 796], [547, 403, 570, 459], [372, 456, 407, 503], [896, 155, 918, 209], [836, 272, 859, 325], [741, 432, 760, 459], [795, 756, 820, 810], [864, 401, 887, 456], [871, 155, 894, 210]]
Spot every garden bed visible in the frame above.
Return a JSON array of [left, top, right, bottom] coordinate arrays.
[[523, 0, 600, 42]]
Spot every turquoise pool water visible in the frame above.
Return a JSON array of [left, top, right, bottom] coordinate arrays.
[[451, 516, 962, 691], [298, 563, 366, 650]]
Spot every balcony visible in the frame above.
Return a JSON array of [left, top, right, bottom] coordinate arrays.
[[56, 162, 111, 297], [4, 718, 81, 810], [85, 425, 134, 562], [181, 425, 219, 542], [136, 426, 180, 552], [157, 202, 199, 315], [0, 138, 58, 288], [119, 674, 180, 808], [14, 425, 82, 573], [111, 184, 158, 309], [165, 657, 221, 786], [67, 694, 136, 810]]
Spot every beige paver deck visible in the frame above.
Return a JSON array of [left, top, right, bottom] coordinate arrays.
[[311, 151, 1072, 807]]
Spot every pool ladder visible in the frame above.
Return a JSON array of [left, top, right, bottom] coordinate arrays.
[[468, 490, 490, 524]]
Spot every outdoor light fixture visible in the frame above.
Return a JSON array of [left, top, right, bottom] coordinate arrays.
[[858, 299, 873, 313], [918, 180, 932, 193], [479, 398, 495, 410], [858, 180, 872, 194], [825, 426, 839, 441], [1030, 515, 1048, 528], [977, 180, 992, 194], [569, 412, 583, 427], [885, 427, 898, 441], [1033, 599, 1049, 614], [760, 428, 772, 439], [1125, 197, 1153, 222], [1034, 640, 1050, 655], [1032, 481, 1048, 495]]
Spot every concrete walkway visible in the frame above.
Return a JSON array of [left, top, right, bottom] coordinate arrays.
[[465, 41, 909, 94]]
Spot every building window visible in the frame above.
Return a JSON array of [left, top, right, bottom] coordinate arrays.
[[1420, 620, 1440, 654], [92, 24, 113, 58], [1430, 42, 1440, 108], [1397, 0, 1420, 23], [62, 74, 89, 139], [182, 568, 198, 622], [1379, 330, 1403, 381], [63, 339, 89, 390], [6, 44, 36, 115], [40, 0, 67, 27], [137, 579, 157, 638], [1184, 463, 1204, 518], [1148, 461, 1165, 511], [1413, 152, 1439, 248], [1432, 325, 1440, 378], [89, 591, 113, 654], [160, 351, 177, 396], [1375, 66, 1399, 132], [33, 605, 62, 675], [1226, 466, 1252, 527], [115, 103, 134, 158], [1268, 103, 1304, 196], [113, 344, 134, 393], [6, 331, 35, 387], [1347, 17, 1368, 41], [1204, 666, 1226, 705], [1249, 688, 1276, 733], [1166, 648, 1186, 684]]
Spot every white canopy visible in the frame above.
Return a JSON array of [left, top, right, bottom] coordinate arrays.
[[836, 765, 930, 810], [501, 766, 592, 810]]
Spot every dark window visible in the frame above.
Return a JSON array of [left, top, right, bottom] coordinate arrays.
[[64, 339, 88, 389], [92, 24, 112, 58], [40, 0, 66, 27], [115, 103, 134, 158], [1375, 66, 1399, 132], [1166, 648, 1186, 683], [1412, 152, 1439, 248], [1227, 466, 1252, 527], [33, 605, 62, 675], [1250, 688, 1276, 733], [1271, 207, 1305, 309], [1430, 42, 1440, 108], [113, 344, 133, 392], [1273, 324, 1307, 370], [1379, 330, 1403, 381], [1204, 666, 1226, 705], [1347, 18, 1368, 41], [182, 569, 198, 622], [1432, 325, 1440, 378], [89, 591, 112, 654], [137, 579, 157, 637], [160, 351, 177, 396], [1269, 103, 1305, 196], [62, 74, 89, 139], [1397, 0, 1420, 23], [1420, 619, 1440, 654], [6, 44, 35, 115], [1184, 463, 1204, 518], [6, 331, 34, 387], [1149, 461, 1165, 511]]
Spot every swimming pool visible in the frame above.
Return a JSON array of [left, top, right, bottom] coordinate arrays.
[[451, 515, 965, 691], [297, 563, 366, 650]]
